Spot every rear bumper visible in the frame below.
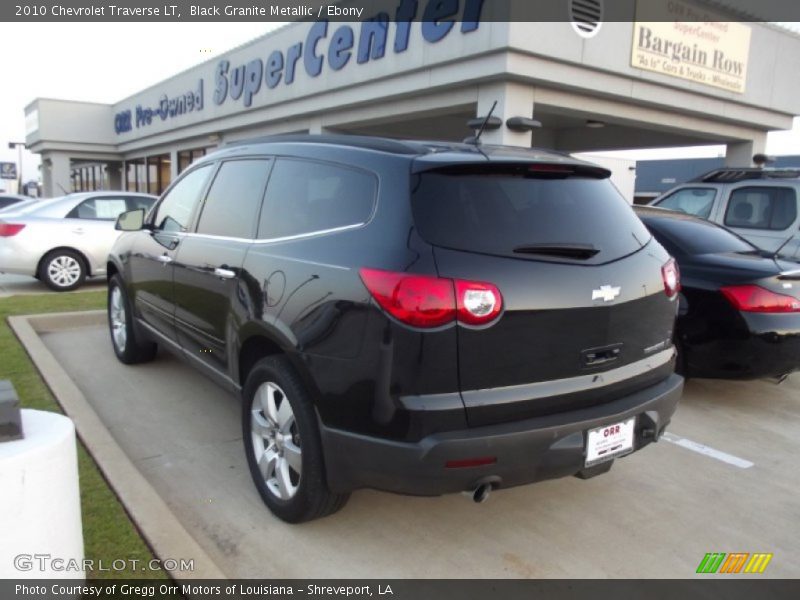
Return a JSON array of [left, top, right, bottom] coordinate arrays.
[[0, 238, 38, 275], [321, 373, 684, 495]]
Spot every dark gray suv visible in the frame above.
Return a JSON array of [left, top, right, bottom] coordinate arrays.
[[108, 135, 684, 523]]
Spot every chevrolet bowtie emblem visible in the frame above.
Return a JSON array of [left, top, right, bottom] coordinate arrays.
[[592, 285, 621, 302]]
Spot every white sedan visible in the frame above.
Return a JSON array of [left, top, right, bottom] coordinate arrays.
[[0, 192, 156, 291]]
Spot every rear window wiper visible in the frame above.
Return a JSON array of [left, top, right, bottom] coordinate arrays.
[[512, 243, 600, 259], [771, 234, 796, 260]]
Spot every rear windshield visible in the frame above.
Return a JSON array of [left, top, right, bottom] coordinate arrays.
[[646, 217, 757, 255], [411, 166, 651, 264]]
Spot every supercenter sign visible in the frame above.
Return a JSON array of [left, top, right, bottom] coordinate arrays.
[[631, 0, 751, 94], [113, 0, 484, 135]]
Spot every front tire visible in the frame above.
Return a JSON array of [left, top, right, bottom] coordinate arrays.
[[242, 356, 349, 523], [39, 249, 86, 291], [108, 274, 157, 364]]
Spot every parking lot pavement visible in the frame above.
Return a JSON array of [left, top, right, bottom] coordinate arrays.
[[42, 324, 800, 579], [0, 273, 105, 297]]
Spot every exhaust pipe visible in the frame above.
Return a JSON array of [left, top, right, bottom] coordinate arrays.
[[768, 374, 790, 385], [462, 483, 492, 503]]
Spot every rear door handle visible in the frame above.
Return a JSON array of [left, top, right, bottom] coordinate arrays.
[[581, 344, 623, 367], [214, 267, 236, 280], [156, 255, 173, 264]]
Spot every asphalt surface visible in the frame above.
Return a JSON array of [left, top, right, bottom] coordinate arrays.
[[42, 325, 800, 578]]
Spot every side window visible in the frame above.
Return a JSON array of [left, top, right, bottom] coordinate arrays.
[[655, 188, 716, 219], [66, 197, 129, 220], [196, 159, 271, 238], [258, 159, 377, 239], [724, 187, 798, 231], [153, 165, 212, 232]]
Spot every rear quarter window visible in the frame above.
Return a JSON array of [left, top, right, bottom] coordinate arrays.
[[258, 158, 377, 239], [411, 166, 651, 264]]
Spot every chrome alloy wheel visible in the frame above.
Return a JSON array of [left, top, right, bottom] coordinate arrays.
[[109, 286, 127, 353], [250, 382, 302, 500], [47, 255, 82, 287]]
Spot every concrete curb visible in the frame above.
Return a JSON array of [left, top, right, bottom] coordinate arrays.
[[8, 310, 227, 581]]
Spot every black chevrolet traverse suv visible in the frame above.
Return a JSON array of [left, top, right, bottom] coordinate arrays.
[[107, 135, 684, 523]]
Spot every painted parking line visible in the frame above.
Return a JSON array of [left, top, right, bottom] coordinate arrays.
[[661, 432, 754, 469]]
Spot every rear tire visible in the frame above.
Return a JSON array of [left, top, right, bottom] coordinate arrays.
[[108, 274, 157, 364], [242, 356, 349, 523], [39, 249, 86, 291]]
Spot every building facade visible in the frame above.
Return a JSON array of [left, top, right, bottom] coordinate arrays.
[[25, 0, 800, 198]]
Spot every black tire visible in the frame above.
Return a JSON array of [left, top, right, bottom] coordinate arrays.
[[108, 274, 157, 364], [39, 249, 86, 291], [242, 356, 349, 523]]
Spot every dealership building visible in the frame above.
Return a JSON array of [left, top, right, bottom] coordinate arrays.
[[24, 0, 800, 198]]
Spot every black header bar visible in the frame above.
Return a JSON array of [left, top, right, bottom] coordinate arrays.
[[4, 0, 800, 22], [3, 579, 800, 600]]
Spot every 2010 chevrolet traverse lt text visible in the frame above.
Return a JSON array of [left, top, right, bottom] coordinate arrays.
[[107, 135, 684, 523]]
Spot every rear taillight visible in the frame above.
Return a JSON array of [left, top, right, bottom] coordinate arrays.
[[455, 280, 503, 325], [0, 223, 25, 237], [359, 268, 503, 328], [358, 269, 455, 328], [720, 285, 800, 313], [661, 258, 680, 299]]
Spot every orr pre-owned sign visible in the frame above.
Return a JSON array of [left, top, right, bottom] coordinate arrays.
[[113, 0, 484, 135], [631, 0, 751, 94]]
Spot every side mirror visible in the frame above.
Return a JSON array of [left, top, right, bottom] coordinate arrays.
[[115, 208, 146, 231]]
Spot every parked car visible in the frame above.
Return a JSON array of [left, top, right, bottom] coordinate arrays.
[[635, 206, 800, 380], [0, 193, 29, 212], [0, 197, 38, 214], [108, 135, 683, 523], [650, 167, 800, 258], [0, 192, 156, 291]]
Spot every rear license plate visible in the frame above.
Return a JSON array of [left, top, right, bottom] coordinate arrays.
[[585, 418, 636, 467]]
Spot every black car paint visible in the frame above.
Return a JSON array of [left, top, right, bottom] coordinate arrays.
[[108, 137, 683, 496], [636, 206, 800, 379]]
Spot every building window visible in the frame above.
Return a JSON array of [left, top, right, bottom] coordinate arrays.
[[124, 155, 172, 195], [147, 154, 171, 194], [136, 161, 147, 194], [70, 164, 108, 193], [178, 148, 207, 174]]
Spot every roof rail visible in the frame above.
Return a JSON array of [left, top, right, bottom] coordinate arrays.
[[225, 133, 425, 155], [690, 167, 800, 183]]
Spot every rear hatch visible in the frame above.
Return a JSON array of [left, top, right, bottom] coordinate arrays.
[[411, 161, 677, 427]]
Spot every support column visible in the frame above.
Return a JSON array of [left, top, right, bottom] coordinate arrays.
[[725, 134, 767, 167], [476, 82, 535, 147], [169, 150, 179, 181], [42, 152, 71, 198], [107, 162, 122, 190]]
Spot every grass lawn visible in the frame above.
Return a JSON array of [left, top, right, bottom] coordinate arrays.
[[1, 290, 165, 580]]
